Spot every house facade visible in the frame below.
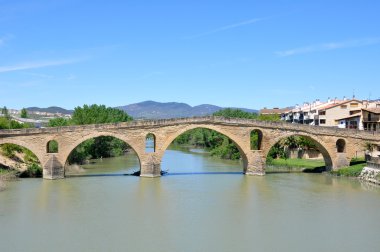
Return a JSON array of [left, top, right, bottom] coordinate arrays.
[[280, 98, 380, 131], [362, 108, 380, 132]]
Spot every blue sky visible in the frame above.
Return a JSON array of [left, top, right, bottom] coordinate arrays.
[[0, 0, 379, 110]]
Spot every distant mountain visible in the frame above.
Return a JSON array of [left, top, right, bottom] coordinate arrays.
[[26, 106, 73, 115], [117, 101, 258, 119], [23, 101, 258, 119]]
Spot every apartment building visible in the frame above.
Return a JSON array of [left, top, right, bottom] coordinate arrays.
[[282, 98, 343, 125], [280, 98, 379, 130], [317, 99, 363, 128]]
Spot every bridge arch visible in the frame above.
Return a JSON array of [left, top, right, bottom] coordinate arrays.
[[264, 132, 334, 170], [0, 141, 43, 176], [61, 131, 142, 172], [157, 125, 250, 172], [0, 138, 45, 166]]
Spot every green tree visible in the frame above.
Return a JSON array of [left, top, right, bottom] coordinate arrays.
[[71, 104, 132, 125], [20, 108, 28, 118], [0, 117, 32, 129], [48, 117, 71, 127], [213, 108, 258, 119], [1, 106, 9, 117]]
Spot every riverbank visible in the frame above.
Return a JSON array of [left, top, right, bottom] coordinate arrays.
[[267, 158, 325, 172], [268, 158, 325, 168], [359, 167, 380, 185], [330, 163, 366, 177]]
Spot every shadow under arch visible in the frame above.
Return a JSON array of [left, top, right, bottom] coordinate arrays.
[[159, 125, 249, 173], [264, 133, 333, 171], [62, 132, 142, 175]]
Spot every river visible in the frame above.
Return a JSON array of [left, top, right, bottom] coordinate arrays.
[[1, 146, 380, 252]]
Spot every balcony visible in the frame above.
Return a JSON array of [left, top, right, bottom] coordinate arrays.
[[363, 116, 380, 122]]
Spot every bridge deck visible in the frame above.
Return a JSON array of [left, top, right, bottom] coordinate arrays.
[[0, 116, 379, 141]]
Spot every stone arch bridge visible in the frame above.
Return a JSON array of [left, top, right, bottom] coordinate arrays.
[[0, 117, 379, 179]]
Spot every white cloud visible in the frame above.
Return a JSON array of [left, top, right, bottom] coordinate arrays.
[[184, 17, 267, 39], [276, 37, 380, 57], [0, 58, 82, 73]]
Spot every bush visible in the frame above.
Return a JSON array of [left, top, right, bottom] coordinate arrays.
[[1, 144, 23, 158], [330, 163, 365, 177], [19, 163, 42, 178]]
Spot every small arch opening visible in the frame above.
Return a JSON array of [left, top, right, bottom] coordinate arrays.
[[145, 133, 156, 153], [336, 139, 346, 153], [47, 140, 58, 153], [250, 129, 263, 150]]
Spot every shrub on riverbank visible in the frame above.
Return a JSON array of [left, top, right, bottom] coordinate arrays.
[[329, 157, 367, 177], [19, 164, 43, 178], [330, 163, 366, 177]]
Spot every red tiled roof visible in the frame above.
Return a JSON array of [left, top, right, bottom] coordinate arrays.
[[334, 114, 361, 121], [260, 107, 292, 114], [319, 99, 362, 111]]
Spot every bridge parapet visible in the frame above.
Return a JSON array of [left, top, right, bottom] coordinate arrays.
[[0, 116, 379, 141]]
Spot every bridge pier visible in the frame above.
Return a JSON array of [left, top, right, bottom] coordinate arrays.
[[332, 153, 350, 170], [245, 150, 265, 176], [140, 154, 161, 178], [43, 154, 65, 179]]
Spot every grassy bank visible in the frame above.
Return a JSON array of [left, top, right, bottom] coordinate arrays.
[[329, 157, 366, 177], [268, 158, 325, 168], [330, 163, 366, 177], [266, 158, 325, 173]]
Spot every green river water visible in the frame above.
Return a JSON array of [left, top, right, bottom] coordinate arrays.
[[1, 147, 379, 252]]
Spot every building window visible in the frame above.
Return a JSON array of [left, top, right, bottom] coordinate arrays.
[[349, 121, 358, 129], [319, 111, 326, 115], [340, 105, 347, 109], [350, 103, 358, 108], [320, 119, 326, 124]]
